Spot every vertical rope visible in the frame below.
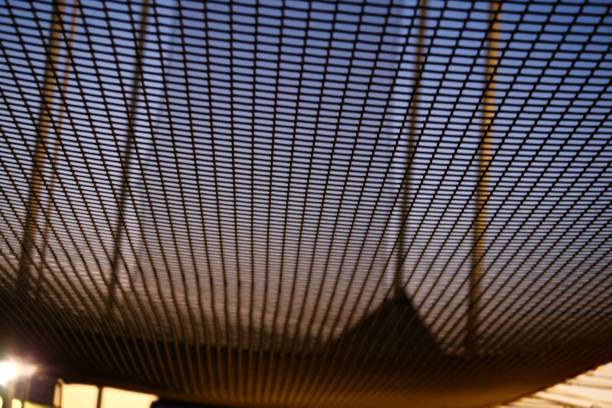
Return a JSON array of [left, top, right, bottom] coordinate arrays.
[[16, 0, 66, 295], [396, 0, 428, 297], [105, 0, 150, 316], [34, 0, 80, 301], [467, 0, 501, 352]]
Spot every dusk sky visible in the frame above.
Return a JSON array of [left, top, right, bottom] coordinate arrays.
[[1, 0, 610, 349], [0, 2, 610, 405]]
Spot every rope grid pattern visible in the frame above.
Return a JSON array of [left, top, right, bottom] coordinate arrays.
[[0, 1, 610, 407]]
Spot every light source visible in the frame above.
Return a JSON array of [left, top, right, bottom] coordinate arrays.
[[0, 359, 36, 386]]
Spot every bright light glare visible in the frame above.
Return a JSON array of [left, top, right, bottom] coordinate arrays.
[[0, 360, 20, 386], [21, 363, 37, 377], [0, 359, 37, 386]]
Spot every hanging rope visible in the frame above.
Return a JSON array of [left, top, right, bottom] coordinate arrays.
[[467, 0, 501, 352], [105, 0, 150, 316], [16, 0, 67, 296], [396, 0, 429, 298], [34, 0, 80, 301]]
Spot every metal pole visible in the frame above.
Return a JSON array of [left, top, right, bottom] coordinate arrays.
[[22, 374, 32, 407], [95, 386, 103, 408], [56, 380, 63, 408], [467, 0, 501, 352]]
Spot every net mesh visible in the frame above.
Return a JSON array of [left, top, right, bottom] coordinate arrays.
[[0, 1, 611, 407]]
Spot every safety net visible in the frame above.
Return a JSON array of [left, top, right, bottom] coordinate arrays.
[[0, 1, 610, 407]]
